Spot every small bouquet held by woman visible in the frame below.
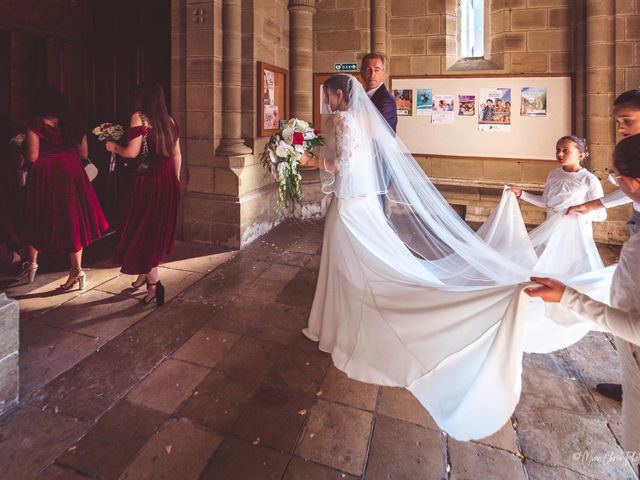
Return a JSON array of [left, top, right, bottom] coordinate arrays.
[[92, 123, 125, 175], [260, 118, 324, 215]]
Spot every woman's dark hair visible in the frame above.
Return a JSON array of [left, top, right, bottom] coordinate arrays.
[[134, 81, 176, 157], [614, 88, 640, 110], [33, 87, 83, 147], [557, 134, 589, 165], [324, 74, 353, 108], [613, 134, 640, 177]]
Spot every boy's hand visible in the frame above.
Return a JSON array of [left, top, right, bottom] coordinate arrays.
[[524, 277, 566, 303]]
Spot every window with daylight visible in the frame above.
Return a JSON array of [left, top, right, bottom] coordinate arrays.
[[460, 0, 484, 58]]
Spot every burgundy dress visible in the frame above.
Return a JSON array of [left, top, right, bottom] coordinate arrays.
[[24, 117, 108, 254], [113, 123, 180, 274]]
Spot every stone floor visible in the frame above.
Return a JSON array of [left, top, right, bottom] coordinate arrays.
[[0, 221, 636, 480]]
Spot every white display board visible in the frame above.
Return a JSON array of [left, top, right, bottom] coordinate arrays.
[[390, 75, 573, 161]]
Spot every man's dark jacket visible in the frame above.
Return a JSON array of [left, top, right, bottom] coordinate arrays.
[[370, 83, 398, 132]]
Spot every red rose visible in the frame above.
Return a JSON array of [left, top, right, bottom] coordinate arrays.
[[313, 128, 319, 135], [292, 132, 304, 145]]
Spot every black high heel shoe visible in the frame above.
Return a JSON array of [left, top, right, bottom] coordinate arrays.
[[143, 280, 165, 306]]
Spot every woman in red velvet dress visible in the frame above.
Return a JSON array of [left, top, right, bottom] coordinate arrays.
[[24, 87, 109, 288], [105, 81, 181, 306], [0, 113, 24, 271]]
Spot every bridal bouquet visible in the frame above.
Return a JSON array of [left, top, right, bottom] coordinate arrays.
[[92, 123, 125, 174], [260, 118, 324, 214]]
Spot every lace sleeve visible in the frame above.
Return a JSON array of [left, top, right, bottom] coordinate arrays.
[[332, 112, 357, 173]]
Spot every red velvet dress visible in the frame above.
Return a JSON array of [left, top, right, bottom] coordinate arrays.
[[24, 117, 108, 254], [113, 123, 180, 274]]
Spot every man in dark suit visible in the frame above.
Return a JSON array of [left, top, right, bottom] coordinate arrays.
[[361, 53, 397, 132]]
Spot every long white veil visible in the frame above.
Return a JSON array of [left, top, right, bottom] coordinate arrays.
[[310, 74, 614, 440], [319, 74, 538, 286]]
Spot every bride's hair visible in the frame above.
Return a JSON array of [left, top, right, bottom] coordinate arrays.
[[614, 134, 640, 177], [324, 74, 353, 107]]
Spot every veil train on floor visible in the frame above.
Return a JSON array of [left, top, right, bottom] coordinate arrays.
[[305, 74, 614, 440]]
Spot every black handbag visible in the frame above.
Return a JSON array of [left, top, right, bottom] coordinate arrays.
[[135, 112, 151, 176]]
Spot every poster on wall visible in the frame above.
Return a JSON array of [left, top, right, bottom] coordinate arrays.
[[478, 88, 511, 131], [262, 70, 279, 130], [416, 89, 433, 115], [432, 95, 455, 124], [258, 62, 289, 136], [521, 87, 547, 116], [393, 89, 413, 116], [458, 95, 475, 116]]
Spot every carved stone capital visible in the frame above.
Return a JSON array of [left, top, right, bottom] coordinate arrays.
[[288, 0, 316, 14]]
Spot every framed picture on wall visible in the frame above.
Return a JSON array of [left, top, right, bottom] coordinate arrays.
[[313, 72, 363, 131], [257, 62, 289, 137]]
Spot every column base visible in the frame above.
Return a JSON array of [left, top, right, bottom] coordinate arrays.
[[216, 138, 252, 156]]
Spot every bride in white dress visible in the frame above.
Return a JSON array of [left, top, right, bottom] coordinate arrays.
[[299, 74, 613, 441]]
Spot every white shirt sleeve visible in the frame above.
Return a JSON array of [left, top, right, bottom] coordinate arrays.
[[601, 189, 633, 208], [560, 287, 640, 345], [520, 191, 546, 208], [585, 176, 607, 222]]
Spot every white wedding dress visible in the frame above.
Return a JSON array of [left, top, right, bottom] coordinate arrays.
[[303, 75, 614, 441]]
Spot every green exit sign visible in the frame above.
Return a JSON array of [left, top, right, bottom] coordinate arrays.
[[334, 63, 358, 71]]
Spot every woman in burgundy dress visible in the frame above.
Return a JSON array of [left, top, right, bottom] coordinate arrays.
[[0, 114, 24, 271], [105, 81, 181, 306], [24, 87, 109, 288]]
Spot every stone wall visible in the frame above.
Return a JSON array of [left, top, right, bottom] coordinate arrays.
[[0, 294, 19, 416], [314, 0, 371, 72], [170, 0, 634, 247], [177, 0, 290, 249], [310, 0, 635, 243]]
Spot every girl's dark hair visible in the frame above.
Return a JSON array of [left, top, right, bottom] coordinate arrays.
[[33, 87, 83, 147], [324, 74, 353, 108], [557, 134, 589, 164], [134, 81, 176, 157], [614, 88, 640, 110], [613, 134, 640, 177]]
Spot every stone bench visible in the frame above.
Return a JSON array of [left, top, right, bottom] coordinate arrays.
[[0, 293, 19, 415]]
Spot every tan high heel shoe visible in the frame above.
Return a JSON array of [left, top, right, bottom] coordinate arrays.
[[20, 262, 38, 283], [59, 268, 86, 291]]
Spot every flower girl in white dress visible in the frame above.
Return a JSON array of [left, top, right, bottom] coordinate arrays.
[[483, 135, 607, 277]]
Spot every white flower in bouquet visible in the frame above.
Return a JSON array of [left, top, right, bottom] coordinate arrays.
[[281, 127, 294, 144], [9, 134, 25, 146], [92, 123, 125, 142], [92, 123, 125, 176], [260, 117, 325, 215]]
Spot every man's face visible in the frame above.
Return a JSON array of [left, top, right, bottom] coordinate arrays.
[[361, 58, 385, 91]]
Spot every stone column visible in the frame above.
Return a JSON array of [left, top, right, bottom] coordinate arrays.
[[288, 0, 316, 120], [585, 0, 622, 243], [585, 0, 615, 175], [289, 0, 324, 218], [217, 0, 251, 155], [0, 293, 19, 416], [371, 0, 387, 56]]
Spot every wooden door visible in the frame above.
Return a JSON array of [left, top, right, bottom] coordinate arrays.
[[86, 0, 171, 223]]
